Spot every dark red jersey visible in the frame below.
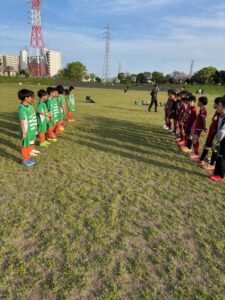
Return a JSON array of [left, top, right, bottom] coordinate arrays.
[[185, 106, 197, 128], [194, 108, 207, 131], [206, 112, 220, 143], [178, 103, 186, 123]]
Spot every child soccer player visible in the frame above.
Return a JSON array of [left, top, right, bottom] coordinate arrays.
[[189, 96, 208, 159], [163, 90, 176, 130], [29, 91, 40, 157], [56, 85, 66, 131], [199, 97, 221, 169], [18, 89, 37, 166], [37, 89, 50, 147], [182, 95, 197, 153], [46, 87, 59, 142], [176, 93, 188, 144], [208, 97, 225, 181], [68, 86, 76, 121]]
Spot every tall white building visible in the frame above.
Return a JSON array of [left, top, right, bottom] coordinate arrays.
[[3, 55, 19, 72], [0, 54, 3, 66], [46, 50, 62, 77], [19, 49, 28, 71]]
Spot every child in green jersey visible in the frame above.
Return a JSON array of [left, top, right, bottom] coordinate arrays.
[[54, 87, 63, 134], [46, 87, 58, 142], [56, 85, 66, 131], [68, 86, 76, 121], [30, 91, 40, 157], [37, 89, 50, 147], [18, 89, 37, 167]]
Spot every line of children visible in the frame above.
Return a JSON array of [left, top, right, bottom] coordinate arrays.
[[163, 90, 225, 182], [18, 86, 76, 167]]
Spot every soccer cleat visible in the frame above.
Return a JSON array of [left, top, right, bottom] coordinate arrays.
[[30, 152, 38, 157], [202, 165, 215, 170], [210, 175, 225, 182], [21, 160, 36, 167], [190, 154, 199, 159], [182, 147, 192, 153], [31, 149, 41, 154]]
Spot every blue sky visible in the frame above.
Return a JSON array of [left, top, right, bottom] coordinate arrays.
[[0, 0, 225, 76]]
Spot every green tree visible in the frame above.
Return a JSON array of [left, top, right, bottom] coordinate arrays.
[[58, 61, 87, 81], [151, 71, 165, 83], [118, 72, 126, 82], [136, 73, 147, 84], [213, 70, 225, 84], [89, 73, 96, 81], [191, 66, 218, 84], [143, 72, 151, 80]]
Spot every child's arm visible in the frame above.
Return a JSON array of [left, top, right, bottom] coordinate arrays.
[[20, 120, 26, 139]]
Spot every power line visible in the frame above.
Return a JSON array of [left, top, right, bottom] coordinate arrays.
[[189, 59, 194, 78], [0, 1, 29, 25]]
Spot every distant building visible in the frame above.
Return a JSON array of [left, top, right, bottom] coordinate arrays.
[[46, 50, 62, 77], [3, 54, 19, 72], [19, 49, 28, 71], [0, 54, 4, 66]]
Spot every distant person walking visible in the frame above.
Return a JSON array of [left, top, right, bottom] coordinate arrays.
[[148, 85, 160, 112]]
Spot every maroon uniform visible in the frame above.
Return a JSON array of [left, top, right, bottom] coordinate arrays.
[[193, 108, 207, 135], [206, 112, 220, 144], [184, 106, 197, 133]]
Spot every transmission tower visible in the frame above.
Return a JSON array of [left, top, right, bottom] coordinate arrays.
[[102, 25, 111, 82], [189, 59, 194, 78], [118, 62, 122, 74], [28, 0, 48, 78]]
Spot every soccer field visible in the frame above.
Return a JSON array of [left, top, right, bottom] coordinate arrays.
[[0, 84, 224, 299]]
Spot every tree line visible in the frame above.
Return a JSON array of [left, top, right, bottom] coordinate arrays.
[[118, 67, 225, 85], [56, 62, 225, 85]]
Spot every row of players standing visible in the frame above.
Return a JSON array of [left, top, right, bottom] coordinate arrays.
[[163, 89, 225, 182], [18, 86, 76, 167]]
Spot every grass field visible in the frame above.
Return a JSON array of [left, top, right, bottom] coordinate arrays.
[[0, 84, 225, 299]]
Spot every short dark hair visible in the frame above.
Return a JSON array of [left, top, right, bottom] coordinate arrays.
[[168, 89, 176, 96], [38, 89, 47, 98], [198, 96, 208, 105], [18, 89, 33, 101], [215, 97, 223, 105], [69, 86, 74, 92], [56, 85, 64, 94], [47, 87, 54, 95], [218, 97, 225, 107], [64, 89, 70, 96], [189, 95, 196, 102]]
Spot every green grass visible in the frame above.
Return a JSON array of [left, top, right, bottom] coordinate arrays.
[[0, 84, 225, 299]]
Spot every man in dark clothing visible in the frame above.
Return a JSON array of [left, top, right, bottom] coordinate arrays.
[[148, 85, 159, 112]]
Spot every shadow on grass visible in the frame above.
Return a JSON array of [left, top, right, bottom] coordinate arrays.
[[66, 115, 204, 177], [103, 105, 144, 112], [0, 112, 20, 161]]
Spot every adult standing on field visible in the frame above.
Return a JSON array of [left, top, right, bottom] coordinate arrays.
[[148, 85, 160, 112]]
